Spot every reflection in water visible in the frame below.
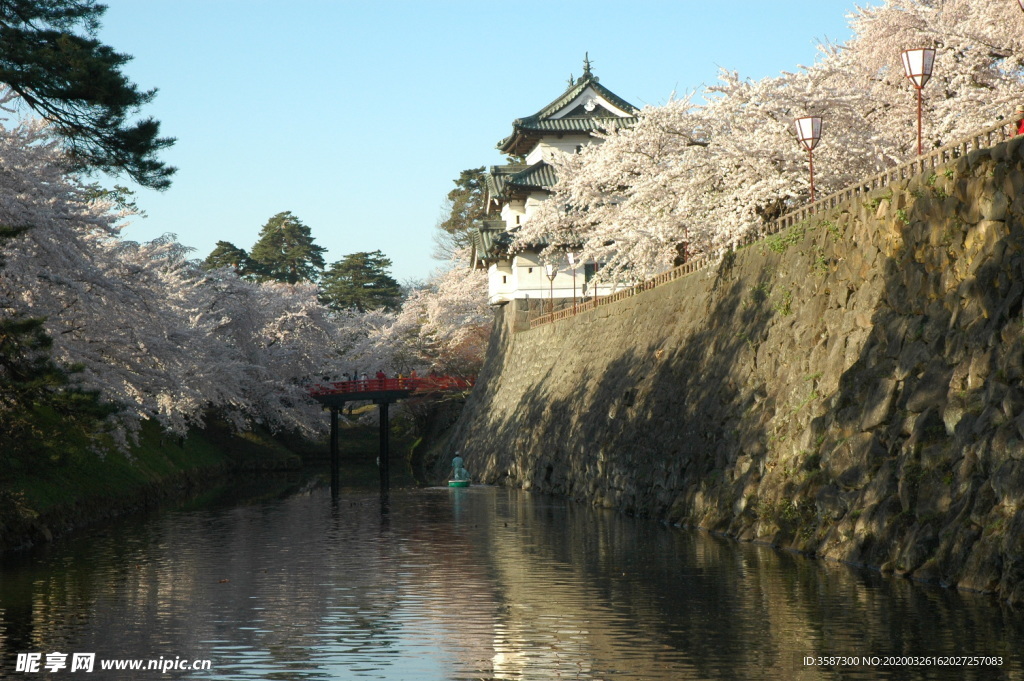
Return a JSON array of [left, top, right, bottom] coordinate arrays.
[[0, 482, 1021, 680]]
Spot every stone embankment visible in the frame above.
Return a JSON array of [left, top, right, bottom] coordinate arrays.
[[447, 137, 1024, 603]]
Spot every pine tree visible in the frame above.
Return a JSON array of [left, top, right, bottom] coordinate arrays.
[[0, 244, 113, 465], [0, 0, 175, 189], [320, 250, 403, 312], [203, 240, 253, 276], [248, 211, 326, 284], [433, 167, 487, 260]]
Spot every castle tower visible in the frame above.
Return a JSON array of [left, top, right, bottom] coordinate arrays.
[[471, 59, 638, 307]]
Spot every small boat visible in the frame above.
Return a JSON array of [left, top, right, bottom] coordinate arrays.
[[449, 454, 471, 487]]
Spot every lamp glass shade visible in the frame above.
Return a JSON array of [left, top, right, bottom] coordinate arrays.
[[567, 251, 576, 267], [544, 263, 556, 279], [901, 48, 936, 88], [1019, 0, 1024, 13], [795, 116, 822, 151]]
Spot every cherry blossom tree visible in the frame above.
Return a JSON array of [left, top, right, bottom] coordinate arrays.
[[195, 270, 343, 435], [514, 0, 1024, 282], [0, 99, 341, 441], [332, 260, 491, 379], [399, 264, 490, 376], [844, 0, 1024, 149]]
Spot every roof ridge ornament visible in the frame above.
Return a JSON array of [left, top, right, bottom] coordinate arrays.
[[581, 53, 599, 82]]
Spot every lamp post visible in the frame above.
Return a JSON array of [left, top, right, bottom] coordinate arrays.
[[545, 263, 557, 315], [901, 47, 935, 156], [795, 116, 822, 203], [567, 251, 578, 310]]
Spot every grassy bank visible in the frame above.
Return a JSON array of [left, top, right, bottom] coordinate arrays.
[[0, 419, 302, 551], [0, 409, 436, 551]]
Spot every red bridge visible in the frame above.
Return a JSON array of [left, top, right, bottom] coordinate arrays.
[[307, 375, 475, 498], [308, 376, 474, 401]]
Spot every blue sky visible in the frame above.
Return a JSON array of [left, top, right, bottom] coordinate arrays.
[[96, 1, 860, 283]]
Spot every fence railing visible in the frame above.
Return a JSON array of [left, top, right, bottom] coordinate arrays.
[[528, 118, 1016, 330], [309, 376, 475, 396]]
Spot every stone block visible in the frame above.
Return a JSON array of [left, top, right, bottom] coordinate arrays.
[[896, 522, 939, 574], [1007, 135, 1024, 160], [967, 351, 992, 391], [958, 537, 1003, 592], [917, 473, 953, 517], [1005, 167, 1024, 199], [965, 219, 1008, 256], [967, 148, 992, 171], [824, 432, 885, 489], [958, 195, 983, 224], [860, 377, 897, 431], [905, 367, 953, 413]]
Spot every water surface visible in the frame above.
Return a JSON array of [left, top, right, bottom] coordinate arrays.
[[0, 480, 1021, 680]]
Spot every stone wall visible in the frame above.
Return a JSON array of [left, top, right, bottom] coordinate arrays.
[[446, 138, 1024, 603]]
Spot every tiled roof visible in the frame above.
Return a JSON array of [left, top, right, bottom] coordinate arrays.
[[484, 164, 529, 201], [530, 73, 638, 123], [507, 162, 558, 190], [471, 223, 512, 265], [497, 72, 639, 155], [511, 117, 636, 134], [484, 161, 560, 202]]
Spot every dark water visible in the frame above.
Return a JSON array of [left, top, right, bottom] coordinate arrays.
[[0, 479, 1021, 680]]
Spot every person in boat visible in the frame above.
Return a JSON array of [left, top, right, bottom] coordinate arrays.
[[451, 455, 470, 482]]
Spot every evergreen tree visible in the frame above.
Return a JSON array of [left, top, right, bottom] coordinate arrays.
[[320, 250, 403, 312], [0, 0, 175, 189], [248, 211, 325, 284], [433, 167, 487, 260], [0, 316, 111, 461], [203, 240, 253, 276], [0, 236, 113, 466]]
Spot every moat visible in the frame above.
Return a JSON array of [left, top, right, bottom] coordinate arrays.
[[0, 479, 1021, 680]]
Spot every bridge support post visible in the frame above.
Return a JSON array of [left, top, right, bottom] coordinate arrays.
[[330, 406, 340, 496], [378, 400, 390, 495]]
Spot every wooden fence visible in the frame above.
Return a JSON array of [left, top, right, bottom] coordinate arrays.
[[528, 118, 1017, 330]]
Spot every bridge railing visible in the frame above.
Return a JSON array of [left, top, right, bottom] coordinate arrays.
[[528, 118, 1017, 330], [309, 376, 475, 397]]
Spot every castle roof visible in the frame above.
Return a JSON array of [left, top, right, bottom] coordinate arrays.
[[496, 71, 639, 156], [470, 219, 512, 268], [484, 162, 560, 203]]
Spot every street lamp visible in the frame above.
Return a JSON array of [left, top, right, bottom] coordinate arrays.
[[1018, 0, 1024, 13], [901, 47, 936, 156], [566, 251, 578, 310], [795, 116, 822, 203], [544, 263, 557, 315]]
